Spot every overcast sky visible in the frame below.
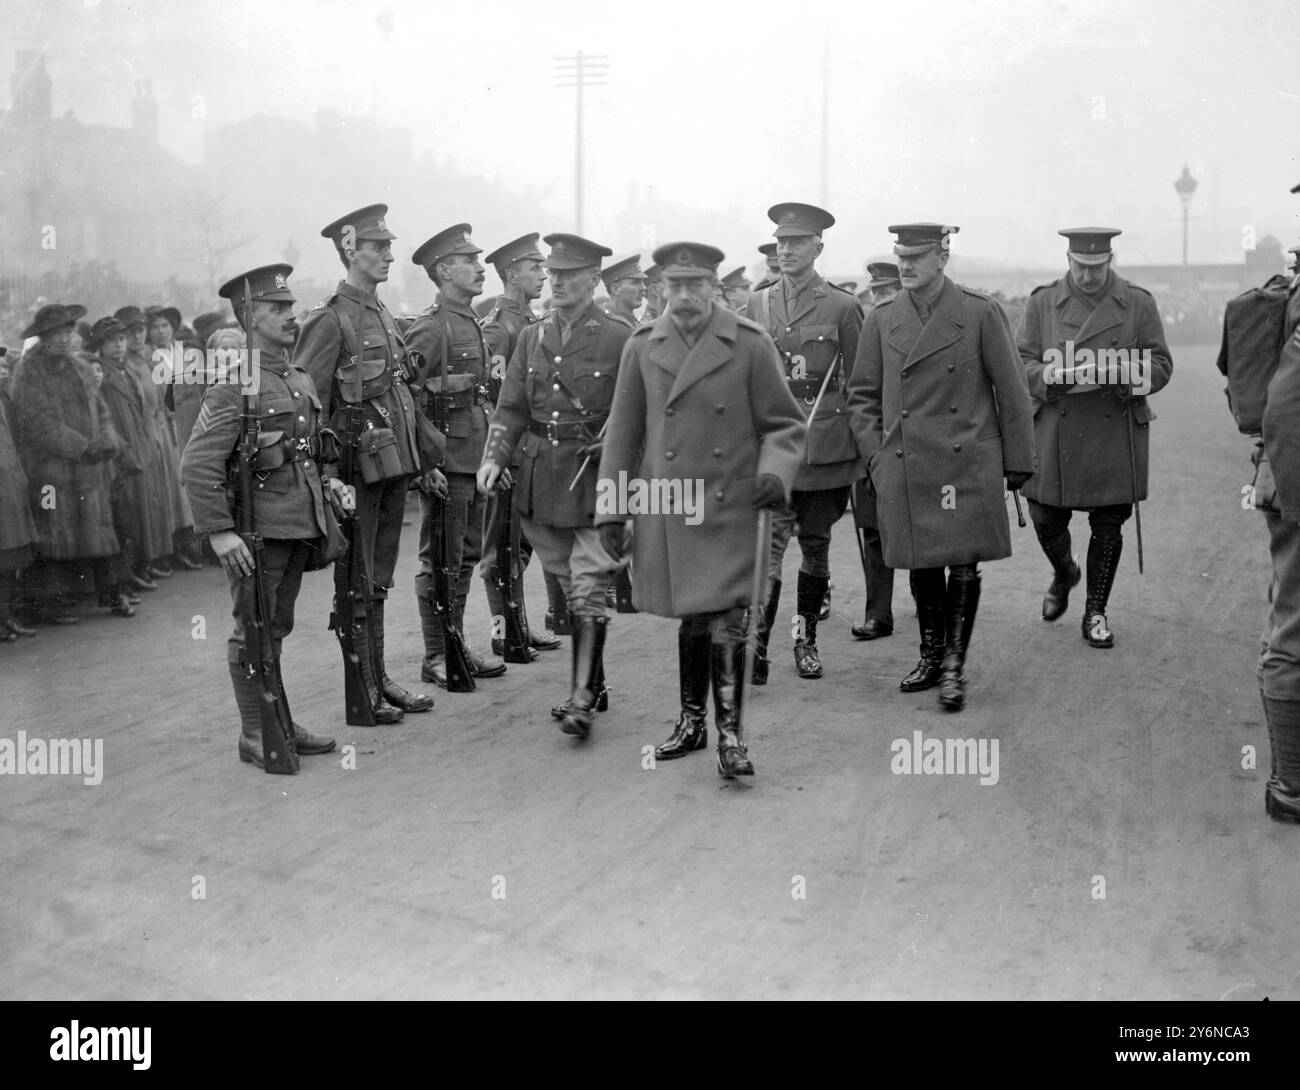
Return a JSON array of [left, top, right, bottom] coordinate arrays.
[[3, 0, 1298, 271]]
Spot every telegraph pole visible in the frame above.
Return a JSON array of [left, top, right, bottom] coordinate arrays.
[[554, 51, 609, 234]]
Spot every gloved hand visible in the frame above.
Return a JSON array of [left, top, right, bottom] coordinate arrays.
[[417, 467, 449, 500], [752, 473, 785, 509], [600, 522, 627, 562], [83, 436, 115, 462], [578, 440, 603, 462], [1005, 470, 1034, 491]]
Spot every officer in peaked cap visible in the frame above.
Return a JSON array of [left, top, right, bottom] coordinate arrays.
[[849, 257, 907, 642], [743, 201, 863, 684], [180, 264, 342, 768], [754, 242, 782, 292], [294, 203, 437, 723], [596, 240, 806, 778], [477, 232, 634, 741], [866, 261, 902, 305], [407, 223, 509, 685], [601, 255, 647, 329], [845, 221, 1036, 712], [1016, 227, 1172, 652], [720, 266, 752, 312], [478, 233, 562, 653]]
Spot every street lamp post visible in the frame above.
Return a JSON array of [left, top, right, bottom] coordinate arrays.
[[1174, 164, 1198, 266]]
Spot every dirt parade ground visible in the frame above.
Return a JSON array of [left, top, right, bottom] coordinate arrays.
[[1, 342, 1296, 1001]]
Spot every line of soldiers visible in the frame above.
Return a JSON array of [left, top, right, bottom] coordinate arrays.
[[174, 200, 1172, 781]]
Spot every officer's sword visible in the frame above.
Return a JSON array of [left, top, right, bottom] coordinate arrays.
[[567, 418, 609, 492]]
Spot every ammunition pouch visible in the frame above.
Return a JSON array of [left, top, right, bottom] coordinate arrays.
[[423, 372, 487, 412], [355, 426, 404, 484], [249, 430, 326, 472], [338, 355, 396, 404]]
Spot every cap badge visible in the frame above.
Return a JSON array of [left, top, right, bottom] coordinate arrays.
[[553, 241, 566, 254], [375, 217, 387, 231], [675, 248, 692, 265], [274, 273, 287, 289], [781, 211, 798, 225]]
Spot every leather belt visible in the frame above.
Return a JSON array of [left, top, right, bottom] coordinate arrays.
[[788, 376, 840, 402], [439, 384, 491, 410], [527, 417, 604, 444]]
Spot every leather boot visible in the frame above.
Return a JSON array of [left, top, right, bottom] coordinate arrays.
[[371, 601, 434, 712], [456, 594, 507, 678], [752, 578, 782, 686], [1262, 694, 1300, 823], [418, 591, 448, 685], [357, 617, 404, 724], [272, 652, 335, 755], [543, 570, 571, 635], [486, 577, 538, 661], [230, 660, 298, 773], [656, 625, 711, 759], [614, 565, 638, 613], [1082, 525, 1123, 648], [793, 571, 827, 679], [558, 616, 607, 738], [901, 570, 945, 691], [714, 638, 754, 777], [1037, 524, 1080, 622], [938, 567, 981, 711]]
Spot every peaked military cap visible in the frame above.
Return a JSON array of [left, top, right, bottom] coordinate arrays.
[[720, 266, 751, 290], [1292, 182, 1300, 194], [653, 241, 725, 278], [144, 304, 182, 332], [23, 303, 87, 339], [644, 263, 662, 284], [218, 264, 297, 308], [412, 224, 482, 270], [889, 223, 960, 256], [867, 261, 901, 287], [758, 241, 777, 256], [84, 316, 128, 351], [113, 305, 146, 328], [768, 202, 835, 238], [320, 203, 396, 244], [484, 232, 544, 275], [543, 233, 613, 271], [1059, 227, 1121, 266], [601, 254, 647, 289]]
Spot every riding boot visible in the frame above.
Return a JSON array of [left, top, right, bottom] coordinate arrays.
[[714, 636, 754, 777], [543, 570, 571, 635], [793, 571, 827, 679], [558, 616, 606, 739], [230, 660, 298, 773], [525, 567, 561, 650], [1037, 523, 1081, 622], [1082, 525, 1123, 648], [656, 625, 711, 759], [614, 564, 638, 613], [456, 593, 506, 677], [752, 578, 782, 686], [1262, 694, 1300, 823], [901, 569, 946, 691], [938, 567, 981, 711], [371, 600, 434, 712]]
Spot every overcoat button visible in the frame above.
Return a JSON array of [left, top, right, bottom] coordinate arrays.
[[715, 405, 725, 413], [947, 364, 955, 371], [953, 443, 961, 451], [554, 355, 563, 364], [715, 491, 725, 501], [713, 448, 722, 457], [895, 449, 903, 457], [950, 405, 957, 412], [901, 410, 909, 418], [666, 407, 675, 416], [665, 451, 675, 460], [553, 384, 560, 391], [785, 326, 792, 333]]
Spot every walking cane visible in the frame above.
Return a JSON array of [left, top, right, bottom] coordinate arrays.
[[1011, 488, 1027, 528], [1126, 407, 1144, 574], [846, 484, 871, 581], [745, 507, 775, 686]]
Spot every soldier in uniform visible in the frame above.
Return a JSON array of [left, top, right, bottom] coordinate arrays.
[[597, 242, 806, 777], [744, 202, 864, 682], [476, 233, 634, 739], [1017, 228, 1173, 647], [845, 223, 1036, 711], [181, 264, 339, 767], [406, 224, 507, 685], [850, 260, 905, 641], [293, 203, 435, 721], [601, 255, 647, 328], [1257, 214, 1300, 822], [479, 233, 562, 656], [720, 267, 752, 311], [641, 264, 664, 324], [753, 242, 782, 294]]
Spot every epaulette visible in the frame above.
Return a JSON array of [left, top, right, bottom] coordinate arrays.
[[631, 322, 654, 337], [478, 304, 502, 331], [603, 310, 636, 330], [872, 294, 897, 309], [1028, 282, 1056, 297], [733, 313, 766, 336], [1125, 281, 1155, 299], [959, 284, 993, 302], [310, 291, 340, 312], [829, 281, 857, 297]]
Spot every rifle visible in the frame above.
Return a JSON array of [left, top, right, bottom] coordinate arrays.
[[425, 384, 476, 691], [330, 401, 378, 726], [236, 342, 298, 774], [493, 485, 531, 663]]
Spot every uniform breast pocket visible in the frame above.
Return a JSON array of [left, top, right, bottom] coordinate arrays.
[[798, 325, 841, 375], [255, 465, 293, 494], [450, 340, 486, 380], [570, 361, 615, 408]]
